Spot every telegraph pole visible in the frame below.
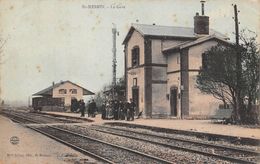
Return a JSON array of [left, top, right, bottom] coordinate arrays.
[[112, 24, 117, 99], [234, 4, 239, 45], [233, 4, 241, 122]]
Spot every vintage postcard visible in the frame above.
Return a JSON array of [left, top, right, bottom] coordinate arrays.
[[0, 0, 259, 163]]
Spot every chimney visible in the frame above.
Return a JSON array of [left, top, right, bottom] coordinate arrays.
[[52, 81, 55, 86], [194, 0, 209, 35]]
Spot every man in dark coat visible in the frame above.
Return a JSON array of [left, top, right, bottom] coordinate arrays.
[[70, 98, 74, 112], [79, 99, 85, 117], [89, 99, 97, 117], [129, 98, 136, 121], [101, 102, 106, 120]]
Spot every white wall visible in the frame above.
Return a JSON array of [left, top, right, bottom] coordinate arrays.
[[188, 40, 222, 116], [151, 39, 167, 64], [167, 52, 180, 72], [152, 83, 168, 115], [151, 67, 168, 115], [189, 72, 221, 116]]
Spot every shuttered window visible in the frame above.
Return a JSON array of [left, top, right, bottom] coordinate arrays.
[[132, 46, 140, 67]]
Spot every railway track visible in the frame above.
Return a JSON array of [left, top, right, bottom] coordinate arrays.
[[1, 110, 81, 124], [25, 112, 83, 123], [83, 125, 259, 164], [35, 126, 172, 164], [2, 111, 173, 163], [2, 111, 259, 163], [3, 112, 37, 124]]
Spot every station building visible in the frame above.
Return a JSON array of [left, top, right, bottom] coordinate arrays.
[[32, 80, 94, 111], [123, 11, 231, 118]]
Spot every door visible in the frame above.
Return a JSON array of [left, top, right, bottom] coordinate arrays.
[[132, 87, 139, 115], [170, 88, 178, 116]]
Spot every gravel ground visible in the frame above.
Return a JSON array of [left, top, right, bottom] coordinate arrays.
[[102, 124, 260, 152], [36, 126, 167, 164], [89, 125, 258, 162], [56, 125, 232, 163]]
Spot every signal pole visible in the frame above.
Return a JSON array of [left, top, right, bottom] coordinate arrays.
[[112, 24, 117, 99]]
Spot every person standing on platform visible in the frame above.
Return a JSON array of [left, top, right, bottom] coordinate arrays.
[[101, 101, 106, 120], [114, 100, 119, 120], [123, 101, 128, 120], [90, 99, 97, 117], [119, 101, 124, 120], [125, 101, 131, 121], [129, 98, 136, 121], [79, 99, 85, 117], [87, 100, 91, 117]]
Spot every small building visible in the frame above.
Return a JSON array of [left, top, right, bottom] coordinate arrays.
[[123, 5, 231, 118], [32, 80, 94, 111]]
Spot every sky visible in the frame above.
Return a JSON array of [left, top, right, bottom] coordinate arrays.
[[0, 0, 259, 106]]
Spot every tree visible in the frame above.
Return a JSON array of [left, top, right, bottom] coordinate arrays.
[[93, 76, 126, 111], [239, 30, 260, 124], [196, 30, 260, 124]]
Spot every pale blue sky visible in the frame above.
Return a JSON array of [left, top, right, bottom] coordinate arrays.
[[0, 0, 259, 105]]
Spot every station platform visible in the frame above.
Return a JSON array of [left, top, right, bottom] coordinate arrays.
[[42, 111, 260, 140], [0, 115, 98, 164]]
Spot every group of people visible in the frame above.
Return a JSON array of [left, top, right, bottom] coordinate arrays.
[[101, 98, 137, 121], [71, 98, 97, 117], [71, 98, 139, 120]]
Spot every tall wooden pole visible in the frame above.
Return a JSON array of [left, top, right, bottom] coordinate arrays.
[[233, 4, 241, 122], [234, 4, 239, 45]]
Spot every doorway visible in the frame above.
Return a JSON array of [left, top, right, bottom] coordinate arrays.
[[132, 87, 139, 115], [170, 87, 178, 116]]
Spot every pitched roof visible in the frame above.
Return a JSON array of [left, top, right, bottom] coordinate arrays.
[[33, 80, 95, 96], [122, 23, 228, 44], [163, 35, 232, 54]]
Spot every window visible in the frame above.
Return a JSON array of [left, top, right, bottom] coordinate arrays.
[[58, 89, 67, 94], [69, 89, 77, 94], [133, 78, 137, 86], [202, 53, 208, 70], [131, 46, 140, 67]]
